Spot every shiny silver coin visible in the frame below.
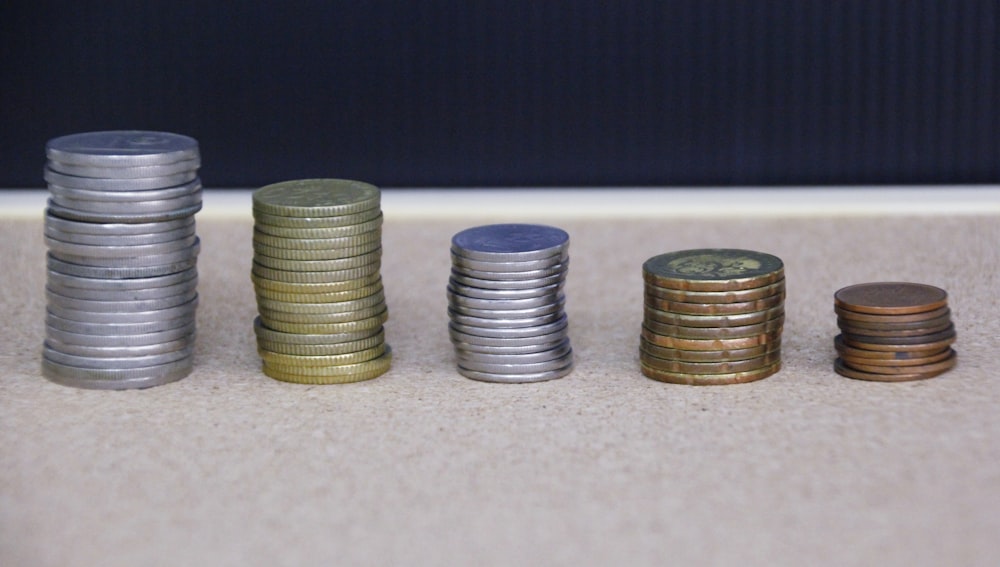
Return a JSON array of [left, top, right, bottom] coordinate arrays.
[[46, 310, 193, 336], [47, 276, 197, 301], [46, 131, 199, 167], [50, 191, 202, 215], [450, 251, 568, 273], [252, 316, 381, 345], [457, 349, 573, 374], [450, 336, 567, 355], [49, 238, 200, 268], [44, 210, 195, 235], [45, 334, 194, 358], [48, 157, 200, 179], [45, 222, 196, 246], [45, 234, 198, 259], [252, 206, 383, 228], [46, 296, 198, 324], [447, 290, 564, 311], [43, 344, 194, 370], [448, 308, 564, 329], [451, 224, 570, 262], [46, 287, 198, 313], [455, 339, 572, 364], [449, 270, 564, 291], [457, 362, 573, 383], [47, 178, 201, 202], [44, 167, 198, 191], [447, 281, 564, 301], [47, 321, 196, 348], [46, 267, 197, 292], [47, 200, 201, 224], [451, 262, 568, 282], [47, 254, 198, 279], [448, 325, 568, 348], [449, 314, 569, 339], [448, 297, 565, 319], [42, 356, 193, 390]]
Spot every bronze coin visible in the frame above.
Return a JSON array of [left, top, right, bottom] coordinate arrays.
[[640, 348, 781, 374], [643, 305, 784, 328], [642, 249, 784, 292], [643, 315, 785, 340], [837, 346, 953, 367], [833, 335, 949, 360], [842, 324, 956, 346], [833, 305, 950, 324], [644, 279, 785, 304], [837, 318, 953, 338], [644, 291, 784, 315], [833, 357, 950, 382], [640, 326, 780, 350], [836, 311, 952, 332], [641, 335, 780, 362], [834, 282, 948, 315], [842, 349, 957, 375], [642, 360, 781, 385], [840, 332, 956, 353]]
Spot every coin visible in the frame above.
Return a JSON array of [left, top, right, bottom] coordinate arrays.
[[50, 238, 200, 268], [257, 291, 385, 314], [451, 224, 569, 262], [643, 315, 784, 340], [45, 335, 194, 358], [46, 287, 198, 313], [644, 305, 784, 328], [251, 272, 381, 293], [254, 281, 383, 304], [45, 210, 195, 235], [457, 363, 574, 384], [644, 291, 784, 315], [51, 190, 202, 214], [47, 268, 197, 291], [450, 314, 569, 339], [837, 318, 953, 338], [48, 158, 201, 179], [448, 326, 569, 348], [262, 349, 392, 378], [840, 350, 957, 375], [252, 228, 382, 251], [252, 252, 381, 272], [47, 311, 193, 336], [642, 360, 781, 385], [254, 214, 383, 238], [449, 270, 564, 291], [450, 337, 568, 355], [43, 344, 195, 370], [45, 234, 198, 258], [834, 305, 951, 324], [834, 282, 948, 315], [47, 322, 197, 348], [640, 348, 782, 375], [457, 349, 573, 374], [259, 344, 387, 367], [42, 357, 193, 390], [639, 332, 780, 362], [833, 357, 952, 382], [261, 311, 388, 335], [253, 179, 380, 217], [832, 335, 947, 360], [451, 262, 568, 282], [456, 340, 572, 364], [45, 222, 196, 246], [449, 252, 568, 273], [252, 316, 381, 345], [46, 296, 198, 324], [643, 249, 784, 292], [447, 309, 564, 330], [251, 261, 381, 284], [48, 178, 201, 202], [640, 328, 780, 351], [837, 347, 954, 367], [44, 167, 198, 191], [46, 131, 199, 166], [47, 278, 198, 301], [841, 326, 957, 349], [253, 206, 383, 228], [256, 331, 385, 357], [447, 281, 563, 301]]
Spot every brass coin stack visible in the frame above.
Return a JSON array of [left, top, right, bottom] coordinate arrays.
[[250, 179, 391, 384], [834, 282, 957, 381], [640, 249, 785, 385]]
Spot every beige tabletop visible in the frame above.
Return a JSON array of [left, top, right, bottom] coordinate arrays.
[[2, 188, 1000, 566]]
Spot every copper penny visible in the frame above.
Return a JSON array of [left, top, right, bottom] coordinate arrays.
[[642, 249, 784, 292], [842, 349, 957, 374], [834, 282, 948, 315], [644, 291, 784, 315], [842, 324, 955, 346], [837, 318, 953, 338], [834, 357, 951, 382], [837, 346, 953, 367], [840, 333, 956, 353], [836, 311, 952, 331], [834, 305, 950, 324], [640, 335, 780, 362], [644, 279, 785, 304], [642, 360, 781, 385], [833, 335, 949, 360]]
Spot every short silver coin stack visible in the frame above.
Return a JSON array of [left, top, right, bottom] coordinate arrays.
[[447, 224, 574, 383], [41, 131, 202, 389]]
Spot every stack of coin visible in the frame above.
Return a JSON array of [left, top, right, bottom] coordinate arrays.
[[834, 282, 957, 381], [41, 131, 202, 389], [640, 249, 785, 385], [251, 179, 391, 384], [448, 224, 574, 383]]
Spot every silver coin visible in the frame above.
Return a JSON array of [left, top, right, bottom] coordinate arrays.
[[251, 261, 381, 284], [448, 325, 568, 348], [46, 287, 198, 313], [49, 238, 199, 268], [47, 200, 202, 223], [47, 254, 198, 279], [45, 334, 194, 358], [46, 267, 197, 291], [448, 297, 565, 319], [47, 277, 198, 301], [449, 314, 569, 339], [48, 157, 200, 179], [50, 191, 202, 215], [449, 270, 564, 290], [450, 336, 567, 355], [45, 167, 199, 191], [447, 281, 564, 300], [45, 234, 198, 258], [45, 222, 196, 246], [46, 310, 194, 335], [450, 251, 568, 273], [451, 224, 570, 262], [46, 296, 198, 324], [457, 349, 573, 374], [47, 178, 202, 202], [46, 131, 199, 166], [447, 290, 564, 311], [456, 339, 572, 363], [447, 309, 564, 329], [457, 363, 573, 383], [44, 210, 195, 235], [252, 207, 383, 228], [41, 357, 193, 390], [252, 316, 381, 345], [43, 344, 194, 370], [254, 213, 383, 238], [47, 321, 196, 347], [451, 262, 568, 282]]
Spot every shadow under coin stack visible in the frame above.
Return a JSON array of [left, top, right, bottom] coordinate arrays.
[[251, 179, 391, 384], [834, 282, 957, 381], [448, 224, 574, 383], [640, 249, 785, 385], [41, 131, 202, 389]]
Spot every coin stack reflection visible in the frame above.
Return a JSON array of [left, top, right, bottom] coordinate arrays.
[[251, 179, 391, 384], [834, 282, 957, 381], [640, 249, 785, 385], [448, 224, 574, 383], [42, 131, 202, 389]]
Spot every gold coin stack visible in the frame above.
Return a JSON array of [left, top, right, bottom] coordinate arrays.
[[640, 248, 785, 385], [250, 179, 391, 384], [834, 282, 957, 381]]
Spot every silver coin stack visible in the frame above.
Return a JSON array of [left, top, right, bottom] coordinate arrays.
[[42, 131, 202, 389], [448, 224, 574, 383]]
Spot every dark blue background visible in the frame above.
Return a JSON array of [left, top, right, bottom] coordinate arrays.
[[2, 1, 998, 187]]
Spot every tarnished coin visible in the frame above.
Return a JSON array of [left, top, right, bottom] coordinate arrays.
[[252, 251, 382, 272], [841, 325, 956, 347], [451, 224, 569, 262], [253, 206, 383, 228], [254, 281, 383, 304], [253, 316, 381, 345], [254, 214, 383, 238], [643, 305, 784, 328], [645, 279, 785, 304], [253, 179, 380, 217], [640, 335, 780, 363], [643, 315, 784, 340], [642, 360, 781, 385], [251, 271, 381, 294], [834, 304, 951, 324], [262, 348, 392, 378], [644, 291, 784, 315], [833, 357, 952, 382], [262, 311, 388, 335], [837, 346, 954, 367], [640, 348, 782, 375], [44, 167, 198, 191], [643, 249, 784, 292], [259, 344, 387, 367], [836, 311, 952, 332], [257, 290, 385, 314], [837, 318, 953, 338], [840, 350, 957, 375], [46, 131, 199, 166], [833, 335, 949, 361], [834, 282, 948, 315]]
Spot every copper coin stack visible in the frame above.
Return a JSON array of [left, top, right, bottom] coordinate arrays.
[[834, 282, 957, 381], [640, 249, 785, 385]]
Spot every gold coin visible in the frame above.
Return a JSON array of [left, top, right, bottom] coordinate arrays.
[[640, 326, 780, 350], [255, 214, 383, 238], [253, 206, 382, 228], [643, 314, 784, 339], [263, 348, 392, 377], [253, 316, 380, 344], [254, 281, 383, 304], [253, 251, 381, 271], [257, 290, 385, 314], [640, 334, 780, 362], [644, 279, 785, 304], [253, 241, 382, 261], [643, 305, 784, 328], [251, 261, 381, 283], [642, 360, 781, 385], [259, 304, 387, 324], [256, 330, 385, 356], [262, 311, 388, 334], [644, 291, 784, 315], [259, 344, 387, 367], [640, 348, 781, 374], [251, 272, 381, 293], [643, 249, 784, 292], [253, 228, 382, 251], [252, 179, 380, 217], [833, 357, 951, 382]]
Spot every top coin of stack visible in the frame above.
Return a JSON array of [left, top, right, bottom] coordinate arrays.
[[640, 248, 785, 385], [41, 131, 202, 390], [833, 282, 957, 381], [448, 224, 574, 383], [251, 179, 391, 384]]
